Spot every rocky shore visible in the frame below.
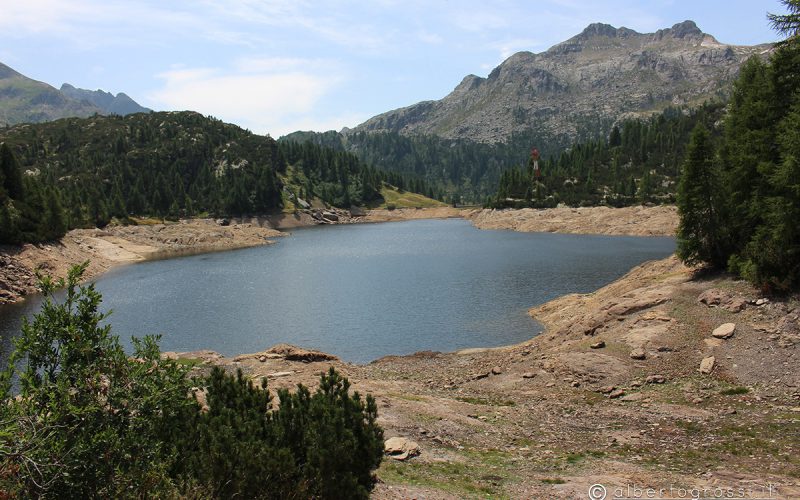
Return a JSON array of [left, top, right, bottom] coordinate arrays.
[[468, 205, 679, 236], [1, 204, 797, 496], [178, 255, 798, 498], [0, 219, 284, 304]]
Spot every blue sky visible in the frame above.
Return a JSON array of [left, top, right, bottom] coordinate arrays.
[[0, 0, 789, 137]]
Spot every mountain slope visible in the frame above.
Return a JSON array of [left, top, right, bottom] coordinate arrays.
[[352, 21, 772, 143], [0, 63, 102, 126], [59, 83, 151, 115]]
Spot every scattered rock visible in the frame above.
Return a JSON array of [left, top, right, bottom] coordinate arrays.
[[267, 371, 293, 378], [692, 397, 704, 404], [699, 356, 716, 374], [522, 372, 537, 379], [384, 437, 420, 461], [755, 298, 769, 306], [598, 386, 616, 394], [265, 344, 339, 362], [620, 393, 644, 402], [629, 348, 647, 360], [192, 387, 209, 413], [608, 389, 626, 399], [590, 340, 606, 349], [473, 372, 490, 380], [721, 408, 738, 415], [571, 380, 581, 388], [711, 323, 736, 339], [491, 366, 503, 375], [723, 297, 747, 313], [645, 374, 666, 384], [698, 288, 728, 306]]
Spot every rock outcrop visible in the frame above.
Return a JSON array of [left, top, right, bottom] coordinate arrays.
[[351, 21, 772, 144]]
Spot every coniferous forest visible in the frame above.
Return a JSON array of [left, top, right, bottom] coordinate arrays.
[[677, 6, 800, 291], [0, 111, 439, 245]]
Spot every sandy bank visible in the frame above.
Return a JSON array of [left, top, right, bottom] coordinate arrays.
[[468, 205, 679, 236], [0, 219, 283, 304], [362, 206, 464, 223]]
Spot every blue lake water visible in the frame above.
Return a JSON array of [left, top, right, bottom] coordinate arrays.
[[0, 219, 675, 364]]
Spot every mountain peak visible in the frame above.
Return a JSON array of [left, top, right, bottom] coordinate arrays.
[[654, 20, 705, 40], [577, 22, 619, 39]]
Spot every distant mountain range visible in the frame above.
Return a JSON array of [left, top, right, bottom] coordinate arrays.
[[350, 21, 772, 144], [0, 62, 150, 126], [59, 83, 151, 116]]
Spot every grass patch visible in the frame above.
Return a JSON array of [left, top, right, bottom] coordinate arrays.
[[173, 357, 202, 368], [375, 186, 447, 209], [379, 458, 509, 498], [541, 478, 566, 484], [720, 386, 749, 396], [128, 216, 166, 225]]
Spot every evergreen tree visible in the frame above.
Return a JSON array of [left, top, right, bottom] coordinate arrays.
[[676, 124, 725, 266]]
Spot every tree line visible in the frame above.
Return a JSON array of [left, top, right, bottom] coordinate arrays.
[[0, 112, 439, 245], [486, 103, 725, 208], [677, 1, 800, 291]]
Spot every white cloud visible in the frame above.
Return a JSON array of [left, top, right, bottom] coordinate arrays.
[[148, 59, 350, 136], [490, 38, 542, 61]]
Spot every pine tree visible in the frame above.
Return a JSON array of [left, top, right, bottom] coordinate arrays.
[[676, 124, 725, 266]]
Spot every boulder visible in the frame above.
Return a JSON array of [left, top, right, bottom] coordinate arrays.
[[723, 298, 747, 313], [645, 374, 666, 384], [590, 340, 606, 349], [699, 356, 716, 374], [265, 344, 339, 362], [698, 288, 728, 306], [384, 437, 420, 461], [711, 323, 736, 339], [522, 372, 537, 379], [491, 366, 503, 375], [608, 389, 625, 399], [629, 348, 647, 360]]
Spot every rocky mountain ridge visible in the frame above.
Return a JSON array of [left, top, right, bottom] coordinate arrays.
[[0, 62, 149, 126], [352, 21, 773, 143], [60, 83, 151, 116]]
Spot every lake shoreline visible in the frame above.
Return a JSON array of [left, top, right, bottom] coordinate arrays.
[[0, 205, 675, 306], [3, 205, 797, 495], [181, 253, 798, 498]]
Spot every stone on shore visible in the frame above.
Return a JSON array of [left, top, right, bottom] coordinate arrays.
[[699, 356, 716, 374], [712, 323, 736, 339], [384, 437, 420, 461]]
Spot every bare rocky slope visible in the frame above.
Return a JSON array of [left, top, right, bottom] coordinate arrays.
[[352, 21, 772, 144]]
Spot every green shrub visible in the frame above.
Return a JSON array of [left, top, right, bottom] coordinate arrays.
[[0, 264, 383, 498]]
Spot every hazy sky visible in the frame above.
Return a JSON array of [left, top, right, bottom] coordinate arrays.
[[0, 0, 789, 137]]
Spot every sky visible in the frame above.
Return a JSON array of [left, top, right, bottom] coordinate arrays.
[[0, 0, 790, 137]]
